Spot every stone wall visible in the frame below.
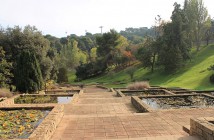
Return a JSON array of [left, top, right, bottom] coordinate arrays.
[[131, 96, 153, 113], [29, 105, 64, 140], [116, 90, 125, 97], [190, 117, 214, 140], [0, 95, 18, 107]]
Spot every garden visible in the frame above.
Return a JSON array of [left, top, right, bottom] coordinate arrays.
[[0, 109, 49, 139]]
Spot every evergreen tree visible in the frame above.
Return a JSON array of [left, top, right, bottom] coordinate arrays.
[[96, 30, 120, 67], [57, 67, 68, 83], [159, 3, 190, 73], [0, 47, 12, 87], [15, 50, 43, 93]]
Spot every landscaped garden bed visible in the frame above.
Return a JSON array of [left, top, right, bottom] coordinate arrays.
[[131, 94, 214, 113], [0, 109, 50, 139], [121, 89, 170, 96], [45, 89, 80, 94], [141, 94, 214, 109], [14, 95, 73, 104]]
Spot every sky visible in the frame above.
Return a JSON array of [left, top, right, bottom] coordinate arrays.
[[0, 0, 213, 37]]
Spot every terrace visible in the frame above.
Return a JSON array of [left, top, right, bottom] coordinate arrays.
[[1, 86, 214, 139]]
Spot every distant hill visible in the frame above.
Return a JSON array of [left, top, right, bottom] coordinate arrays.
[[120, 27, 155, 44]]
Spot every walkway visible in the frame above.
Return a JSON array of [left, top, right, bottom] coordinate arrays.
[[50, 86, 212, 140]]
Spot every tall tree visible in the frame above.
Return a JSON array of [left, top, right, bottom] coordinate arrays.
[[15, 50, 43, 93], [96, 30, 120, 67], [137, 36, 157, 72], [0, 25, 53, 82], [0, 47, 12, 87], [184, 0, 210, 51], [159, 3, 190, 73]]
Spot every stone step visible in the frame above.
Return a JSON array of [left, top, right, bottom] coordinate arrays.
[[82, 92, 113, 95], [79, 95, 115, 98], [183, 125, 190, 134], [77, 98, 125, 104], [118, 135, 200, 140]]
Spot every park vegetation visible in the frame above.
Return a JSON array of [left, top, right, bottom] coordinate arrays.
[[0, 0, 214, 92]]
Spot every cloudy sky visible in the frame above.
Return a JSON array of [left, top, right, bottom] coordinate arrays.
[[0, 0, 213, 37]]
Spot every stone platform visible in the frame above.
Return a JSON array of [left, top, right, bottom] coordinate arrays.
[[50, 86, 212, 140]]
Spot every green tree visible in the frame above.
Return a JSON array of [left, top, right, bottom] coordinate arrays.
[[137, 36, 157, 72], [184, 0, 210, 51], [204, 17, 213, 45], [126, 67, 137, 81], [0, 47, 12, 87], [0, 25, 53, 82], [57, 67, 68, 83], [159, 3, 190, 73], [15, 50, 43, 93], [90, 47, 97, 62], [96, 30, 120, 67]]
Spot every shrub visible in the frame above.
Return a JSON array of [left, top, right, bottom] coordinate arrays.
[[57, 67, 68, 83], [0, 88, 13, 98], [127, 81, 150, 90], [75, 59, 107, 81], [210, 74, 214, 83], [126, 67, 136, 81]]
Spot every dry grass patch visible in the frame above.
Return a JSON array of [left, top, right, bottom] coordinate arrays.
[[0, 88, 13, 98], [127, 81, 150, 90]]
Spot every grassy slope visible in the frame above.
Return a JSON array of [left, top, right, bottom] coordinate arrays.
[[69, 44, 214, 90]]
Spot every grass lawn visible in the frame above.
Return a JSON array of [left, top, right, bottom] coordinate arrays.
[[69, 44, 214, 90]]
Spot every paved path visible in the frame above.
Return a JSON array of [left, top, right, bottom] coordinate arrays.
[[51, 86, 213, 140]]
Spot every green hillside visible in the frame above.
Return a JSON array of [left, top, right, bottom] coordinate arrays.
[[69, 44, 214, 90]]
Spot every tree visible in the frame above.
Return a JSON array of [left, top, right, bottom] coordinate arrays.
[[126, 67, 137, 81], [0, 25, 53, 83], [137, 36, 157, 72], [159, 3, 190, 73], [90, 47, 97, 62], [96, 30, 120, 67], [184, 0, 210, 51], [57, 67, 68, 83], [204, 17, 213, 45], [15, 50, 43, 93], [58, 39, 87, 70], [0, 47, 12, 87]]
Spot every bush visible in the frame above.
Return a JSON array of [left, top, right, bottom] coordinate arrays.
[[126, 67, 136, 81], [127, 81, 150, 90], [0, 88, 13, 98], [210, 74, 214, 83], [75, 59, 107, 81], [57, 67, 68, 83]]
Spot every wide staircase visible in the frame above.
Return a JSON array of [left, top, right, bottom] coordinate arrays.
[[51, 86, 201, 140]]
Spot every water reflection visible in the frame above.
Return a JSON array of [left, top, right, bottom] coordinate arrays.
[[142, 95, 214, 109], [57, 96, 72, 104]]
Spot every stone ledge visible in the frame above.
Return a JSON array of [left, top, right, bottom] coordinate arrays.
[[28, 105, 64, 140], [117, 90, 125, 97], [0, 95, 18, 107], [190, 117, 214, 140], [131, 96, 154, 113]]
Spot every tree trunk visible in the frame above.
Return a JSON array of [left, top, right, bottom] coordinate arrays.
[[207, 38, 209, 46], [151, 53, 156, 73]]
